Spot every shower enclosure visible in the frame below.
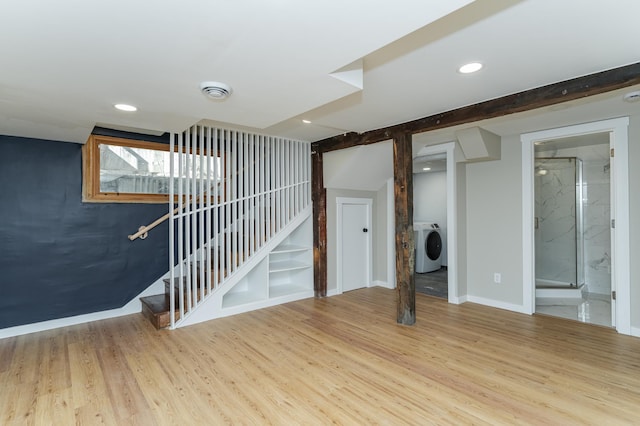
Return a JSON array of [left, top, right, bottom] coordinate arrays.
[[534, 157, 584, 289]]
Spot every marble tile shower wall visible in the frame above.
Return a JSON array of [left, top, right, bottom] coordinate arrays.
[[582, 152, 611, 295], [537, 144, 611, 295]]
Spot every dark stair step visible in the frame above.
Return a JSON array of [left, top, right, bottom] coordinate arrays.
[[142, 244, 252, 329], [140, 294, 180, 329]]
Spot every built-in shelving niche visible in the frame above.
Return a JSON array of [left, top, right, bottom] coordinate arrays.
[[221, 216, 313, 311]]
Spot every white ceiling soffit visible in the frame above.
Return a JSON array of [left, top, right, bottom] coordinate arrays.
[[0, 0, 473, 143]]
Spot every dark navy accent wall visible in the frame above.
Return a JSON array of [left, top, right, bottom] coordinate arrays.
[[0, 135, 169, 329]]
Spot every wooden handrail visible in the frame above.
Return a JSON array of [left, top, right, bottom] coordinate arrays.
[[128, 206, 181, 241], [128, 162, 253, 241], [128, 192, 216, 241]]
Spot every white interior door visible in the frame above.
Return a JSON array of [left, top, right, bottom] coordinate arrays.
[[338, 198, 372, 293]]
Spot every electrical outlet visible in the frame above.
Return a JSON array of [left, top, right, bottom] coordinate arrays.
[[494, 273, 501, 284]]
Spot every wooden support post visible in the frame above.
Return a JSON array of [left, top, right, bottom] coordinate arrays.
[[393, 132, 415, 325], [312, 149, 327, 297]]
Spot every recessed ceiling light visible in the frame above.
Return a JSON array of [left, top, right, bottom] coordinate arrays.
[[114, 103, 137, 112], [458, 62, 483, 74], [423, 167, 431, 171], [302, 119, 312, 124]]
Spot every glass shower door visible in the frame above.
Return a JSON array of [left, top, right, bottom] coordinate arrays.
[[534, 157, 583, 288]]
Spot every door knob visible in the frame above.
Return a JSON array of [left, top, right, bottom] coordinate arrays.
[[363, 228, 368, 233]]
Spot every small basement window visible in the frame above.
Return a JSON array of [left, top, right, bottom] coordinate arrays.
[[82, 135, 221, 203]]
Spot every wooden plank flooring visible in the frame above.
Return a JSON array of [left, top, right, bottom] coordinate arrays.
[[1, 287, 640, 425]]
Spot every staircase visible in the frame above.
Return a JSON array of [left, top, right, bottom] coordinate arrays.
[[140, 125, 312, 329], [140, 257, 229, 329]]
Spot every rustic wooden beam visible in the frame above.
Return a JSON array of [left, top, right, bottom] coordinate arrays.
[[311, 149, 327, 297], [312, 62, 640, 153], [393, 132, 415, 325]]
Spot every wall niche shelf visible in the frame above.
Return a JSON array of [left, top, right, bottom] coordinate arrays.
[[221, 216, 313, 311], [269, 260, 309, 273]]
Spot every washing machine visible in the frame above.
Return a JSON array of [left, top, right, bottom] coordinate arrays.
[[414, 222, 442, 273]]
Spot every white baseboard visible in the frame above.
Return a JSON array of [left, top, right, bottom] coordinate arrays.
[[372, 280, 394, 289], [326, 288, 339, 297], [466, 295, 529, 315], [0, 280, 164, 340], [449, 295, 467, 304], [631, 326, 640, 338]]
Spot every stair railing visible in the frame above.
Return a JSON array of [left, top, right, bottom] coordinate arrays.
[[167, 125, 311, 328], [128, 165, 253, 241]]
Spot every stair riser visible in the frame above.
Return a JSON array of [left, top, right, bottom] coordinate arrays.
[[140, 296, 180, 329]]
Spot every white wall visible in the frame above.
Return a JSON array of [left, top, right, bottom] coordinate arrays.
[[456, 161, 468, 297], [375, 182, 388, 282], [413, 171, 447, 266], [324, 141, 393, 191], [466, 136, 523, 308]]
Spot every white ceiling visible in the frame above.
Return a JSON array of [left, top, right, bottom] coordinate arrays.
[[1, 0, 640, 144]]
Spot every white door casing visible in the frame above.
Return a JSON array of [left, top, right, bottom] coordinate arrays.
[[337, 197, 373, 293], [609, 131, 617, 327]]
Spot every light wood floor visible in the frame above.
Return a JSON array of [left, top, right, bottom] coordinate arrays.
[[2, 288, 640, 425]]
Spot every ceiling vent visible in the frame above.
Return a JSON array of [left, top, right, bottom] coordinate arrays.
[[200, 81, 232, 100]]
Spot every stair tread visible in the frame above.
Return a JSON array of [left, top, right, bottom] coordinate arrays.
[[140, 294, 176, 314]]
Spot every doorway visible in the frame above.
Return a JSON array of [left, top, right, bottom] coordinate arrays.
[[411, 141, 459, 303], [533, 138, 611, 326], [336, 197, 372, 293], [521, 117, 631, 335], [413, 154, 448, 299]]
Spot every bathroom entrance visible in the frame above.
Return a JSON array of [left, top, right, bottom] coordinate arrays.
[[521, 117, 631, 334], [533, 141, 610, 326]]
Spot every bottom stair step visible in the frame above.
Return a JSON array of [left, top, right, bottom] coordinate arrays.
[[140, 294, 180, 329]]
